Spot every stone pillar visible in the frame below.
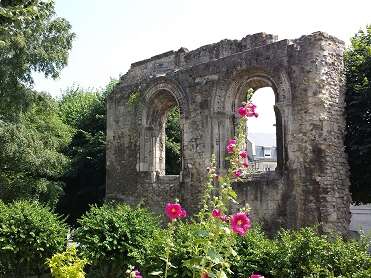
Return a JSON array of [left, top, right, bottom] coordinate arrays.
[[287, 32, 351, 233]]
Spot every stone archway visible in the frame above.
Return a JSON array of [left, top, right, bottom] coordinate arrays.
[[136, 78, 189, 178], [106, 32, 351, 234]]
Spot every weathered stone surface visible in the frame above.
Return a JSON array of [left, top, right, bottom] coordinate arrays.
[[106, 32, 351, 234]]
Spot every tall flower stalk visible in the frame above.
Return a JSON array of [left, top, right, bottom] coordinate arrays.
[[158, 89, 258, 278]]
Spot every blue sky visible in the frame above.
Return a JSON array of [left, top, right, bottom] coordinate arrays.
[[33, 0, 371, 96], [32, 0, 370, 134]]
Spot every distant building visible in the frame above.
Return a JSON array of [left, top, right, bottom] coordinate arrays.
[[246, 133, 277, 172]]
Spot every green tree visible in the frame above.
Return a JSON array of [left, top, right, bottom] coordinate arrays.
[[344, 25, 371, 203], [0, 0, 74, 206], [0, 92, 72, 207], [57, 80, 117, 223], [0, 0, 75, 120]]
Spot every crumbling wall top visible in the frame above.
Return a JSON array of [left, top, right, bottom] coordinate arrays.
[[121, 32, 279, 85]]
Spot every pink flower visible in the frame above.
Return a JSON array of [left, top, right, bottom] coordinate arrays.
[[165, 203, 186, 221], [220, 215, 229, 222], [227, 138, 237, 145], [242, 159, 249, 168], [226, 139, 237, 154], [201, 272, 209, 278], [250, 274, 264, 278], [238, 106, 247, 117], [212, 209, 222, 218], [239, 102, 258, 118], [226, 144, 235, 154], [230, 212, 251, 236], [233, 169, 242, 178], [239, 150, 248, 159], [212, 209, 229, 222], [132, 270, 142, 278]]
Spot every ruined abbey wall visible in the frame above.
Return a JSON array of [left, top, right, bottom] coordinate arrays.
[[106, 32, 351, 234]]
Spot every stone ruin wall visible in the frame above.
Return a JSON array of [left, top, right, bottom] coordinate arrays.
[[106, 32, 351, 234]]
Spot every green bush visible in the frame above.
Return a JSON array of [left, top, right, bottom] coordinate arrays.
[[47, 245, 88, 278], [233, 227, 371, 278], [0, 200, 68, 277], [232, 226, 278, 277], [141, 220, 239, 277], [74, 203, 161, 278]]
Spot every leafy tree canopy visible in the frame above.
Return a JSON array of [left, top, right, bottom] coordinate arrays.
[[344, 25, 371, 203], [0, 91, 72, 207], [0, 0, 75, 119], [0, 0, 74, 206], [57, 80, 118, 223]]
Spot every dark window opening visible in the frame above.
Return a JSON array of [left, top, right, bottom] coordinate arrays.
[[165, 106, 181, 175]]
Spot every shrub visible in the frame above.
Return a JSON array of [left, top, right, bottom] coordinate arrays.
[[0, 200, 68, 277], [233, 227, 371, 278], [47, 245, 88, 278], [232, 226, 278, 277], [74, 203, 161, 278], [143, 220, 239, 278]]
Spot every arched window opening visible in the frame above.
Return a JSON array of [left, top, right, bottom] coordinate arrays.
[[246, 87, 277, 172], [165, 106, 181, 175], [144, 89, 182, 176]]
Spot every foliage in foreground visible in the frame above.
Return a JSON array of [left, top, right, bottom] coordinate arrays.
[[75, 210, 370, 278], [233, 226, 371, 278], [74, 203, 161, 278], [48, 245, 88, 278], [0, 200, 68, 277]]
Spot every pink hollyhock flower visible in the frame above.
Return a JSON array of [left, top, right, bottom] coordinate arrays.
[[250, 274, 264, 278], [233, 169, 242, 178], [201, 272, 209, 278], [226, 143, 235, 154], [133, 270, 142, 278], [212, 209, 222, 218], [180, 209, 187, 218], [239, 150, 248, 159], [165, 203, 184, 221], [230, 212, 251, 236], [238, 106, 247, 117], [243, 102, 258, 118], [242, 159, 249, 168], [220, 215, 229, 222], [227, 138, 237, 145]]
